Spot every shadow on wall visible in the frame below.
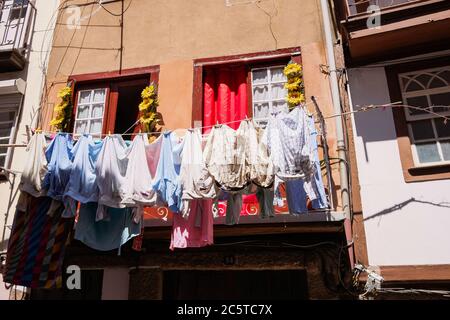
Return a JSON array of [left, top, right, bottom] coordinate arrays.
[[364, 197, 450, 222], [353, 108, 399, 162]]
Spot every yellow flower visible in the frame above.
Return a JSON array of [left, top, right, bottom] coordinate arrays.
[[284, 79, 302, 91], [138, 100, 152, 111], [141, 85, 156, 99], [283, 63, 302, 78], [57, 86, 72, 99]]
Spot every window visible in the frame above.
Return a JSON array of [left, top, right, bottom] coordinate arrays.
[[195, 49, 300, 132], [0, 108, 16, 167], [251, 66, 288, 126], [0, 93, 20, 170], [73, 88, 107, 137], [386, 58, 450, 182], [189, 47, 307, 224], [69, 67, 159, 137], [399, 67, 450, 165]]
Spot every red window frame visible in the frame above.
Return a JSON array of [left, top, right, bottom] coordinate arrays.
[[192, 47, 302, 127], [68, 66, 159, 135]]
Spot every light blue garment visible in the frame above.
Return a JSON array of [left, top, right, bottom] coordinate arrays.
[[64, 134, 103, 204], [307, 115, 328, 208], [284, 115, 328, 213], [74, 202, 141, 253], [152, 131, 184, 213], [43, 133, 74, 201]]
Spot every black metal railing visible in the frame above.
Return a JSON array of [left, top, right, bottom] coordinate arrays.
[[0, 0, 36, 54]]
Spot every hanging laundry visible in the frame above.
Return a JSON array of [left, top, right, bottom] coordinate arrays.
[[95, 135, 129, 220], [64, 134, 103, 204], [204, 121, 254, 225], [3, 193, 74, 289], [204, 122, 249, 191], [145, 134, 163, 178], [179, 128, 217, 218], [74, 202, 141, 253], [249, 124, 274, 188], [43, 133, 74, 201], [263, 107, 314, 180], [256, 187, 275, 219], [307, 114, 328, 209], [121, 134, 157, 207], [170, 199, 213, 250], [19, 133, 48, 198], [152, 131, 184, 213]]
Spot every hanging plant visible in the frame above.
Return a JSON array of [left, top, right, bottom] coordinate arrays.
[[49, 85, 72, 131], [283, 62, 305, 110], [138, 83, 162, 133]]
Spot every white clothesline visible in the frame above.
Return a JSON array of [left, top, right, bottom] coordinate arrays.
[[3, 100, 449, 148]]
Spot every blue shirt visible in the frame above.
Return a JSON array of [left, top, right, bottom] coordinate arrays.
[[152, 131, 184, 213], [74, 202, 141, 253], [64, 134, 103, 203], [43, 133, 74, 201]]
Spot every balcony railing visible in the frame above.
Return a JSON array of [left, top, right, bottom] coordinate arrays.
[[0, 0, 36, 55], [342, 0, 426, 17]]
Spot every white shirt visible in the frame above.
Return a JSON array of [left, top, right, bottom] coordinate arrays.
[[19, 133, 48, 197], [121, 134, 157, 207], [95, 135, 128, 220], [179, 129, 217, 217], [204, 121, 249, 190]]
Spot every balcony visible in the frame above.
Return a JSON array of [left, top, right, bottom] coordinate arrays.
[[0, 0, 36, 72], [334, 0, 450, 65]]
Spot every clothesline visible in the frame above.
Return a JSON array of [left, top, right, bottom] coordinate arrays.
[[2, 100, 449, 148], [36, 100, 410, 138]]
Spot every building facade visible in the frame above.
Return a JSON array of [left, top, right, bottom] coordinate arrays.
[[332, 0, 450, 296], [25, 0, 353, 300], [0, 0, 60, 300]]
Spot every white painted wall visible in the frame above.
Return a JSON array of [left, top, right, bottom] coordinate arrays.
[[348, 67, 450, 266], [0, 0, 60, 299], [101, 268, 129, 300]]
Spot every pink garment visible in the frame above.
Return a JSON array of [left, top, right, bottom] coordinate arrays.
[[170, 199, 214, 250], [145, 134, 163, 177]]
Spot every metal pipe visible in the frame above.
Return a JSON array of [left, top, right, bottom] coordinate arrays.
[[319, 0, 350, 219]]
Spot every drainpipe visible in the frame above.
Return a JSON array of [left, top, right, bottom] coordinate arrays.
[[319, 0, 353, 264]]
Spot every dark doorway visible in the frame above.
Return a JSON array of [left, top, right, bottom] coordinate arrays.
[[113, 80, 147, 134], [163, 269, 308, 300]]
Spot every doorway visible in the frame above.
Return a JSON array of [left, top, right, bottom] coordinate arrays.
[[163, 269, 308, 300]]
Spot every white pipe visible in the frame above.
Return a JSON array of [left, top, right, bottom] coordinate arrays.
[[319, 0, 350, 219]]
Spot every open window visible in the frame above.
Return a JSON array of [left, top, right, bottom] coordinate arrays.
[[69, 67, 159, 137]]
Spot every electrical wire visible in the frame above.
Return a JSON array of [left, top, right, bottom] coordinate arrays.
[[97, 0, 132, 16]]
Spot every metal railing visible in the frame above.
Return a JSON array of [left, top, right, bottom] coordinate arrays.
[[342, 0, 425, 16], [0, 0, 36, 54]]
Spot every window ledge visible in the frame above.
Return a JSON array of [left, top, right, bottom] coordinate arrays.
[[406, 163, 450, 182]]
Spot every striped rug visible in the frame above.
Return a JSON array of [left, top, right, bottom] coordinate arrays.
[[3, 193, 74, 288]]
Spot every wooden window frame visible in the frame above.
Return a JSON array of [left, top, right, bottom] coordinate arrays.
[[68, 66, 159, 135], [192, 47, 302, 128], [386, 56, 450, 182]]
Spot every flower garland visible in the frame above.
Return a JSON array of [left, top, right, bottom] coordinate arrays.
[[138, 83, 161, 133], [49, 85, 72, 131], [283, 62, 305, 110]]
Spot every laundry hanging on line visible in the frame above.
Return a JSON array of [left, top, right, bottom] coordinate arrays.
[[3, 107, 329, 288]]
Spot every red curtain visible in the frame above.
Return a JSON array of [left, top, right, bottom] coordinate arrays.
[[203, 66, 248, 133]]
